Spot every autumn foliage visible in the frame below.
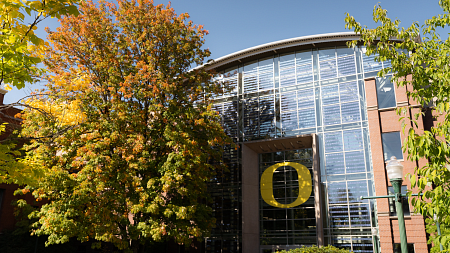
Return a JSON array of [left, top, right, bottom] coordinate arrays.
[[19, 0, 230, 252]]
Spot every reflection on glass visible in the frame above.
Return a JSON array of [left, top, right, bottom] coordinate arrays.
[[328, 182, 347, 204], [209, 45, 390, 253], [349, 204, 371, 227], [388, 185, 410, 216], [343, 129, 363, 151], [325, 131, 343, 153], [280, 53, 295, 69], [319, 48, 336, 61], [329, 206, 349, 228], [296, 50, 312, 65], [381, 132, 403, 160], [322, 85, 340, 105], [325, 152, 345, 175], [337, 56, 356, 77], [323, 104, 341, 125], [376, 76, 396, 109], [345, 151, 366, 173], [336, 47, 354, 57], [348, 180, 368, 203], [320, 60, 338, 80]]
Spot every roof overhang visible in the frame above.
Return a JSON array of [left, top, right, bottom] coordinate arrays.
[[202, 32, 361, 72]]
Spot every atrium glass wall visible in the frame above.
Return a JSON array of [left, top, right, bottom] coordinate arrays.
[[209, 45, 392, 253]]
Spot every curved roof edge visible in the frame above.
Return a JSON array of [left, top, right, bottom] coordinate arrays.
[[202, 32, 360, 71]]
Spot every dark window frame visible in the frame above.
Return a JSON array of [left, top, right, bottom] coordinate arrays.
[[376, 76, 397, 109], [388, 185, 410, 217], [382, 131, 403, 161], [393, 243, 415, 253]]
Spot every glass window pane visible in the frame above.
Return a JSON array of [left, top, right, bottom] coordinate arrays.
[[382, 132, 403, 160], [339, 81, 358, 103], [352, 237, 374, 253], [243, 74, 257, 94], [279, 53, 295, 69], [322, 85, 339, 105], [281, 92, 297, 112], [337, 56, 356, 77], [244, 61, 258, 73], [323, 104, 341, 125], [325, 131, 343, 153], [319, 60, 337, 80], [336, 47, 354, 57], [345, 151, 366, 173], [343, 129, 363, 151], [341, 102, 361, 123], [298, 108, 316, 129], [331, 237, 352, 251], [296, 50, 312, 65], [297, 89, 314, 109], [296, 63, 313, 84], [362, 51, 382, 73], [259, 71, 274, 91], [223, 101, 238, 138], [329, 206, 350, 228], [244, 98, 259, 138], [328, 182, 348, 204], [347, 180, 368, 203], [282, 111, 298, 131], [319, 48, 336, 61], [349, 204, 371, 227], [259, 57, 273, 72], [325, 152, 345, 175], [376, 76, 396, 109], [280, 67, 295, 87]]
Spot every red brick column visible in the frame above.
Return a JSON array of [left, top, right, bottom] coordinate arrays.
[[364, 76, 428, 253]]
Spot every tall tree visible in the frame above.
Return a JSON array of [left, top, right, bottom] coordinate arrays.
[[0, 0, 81, 185], [345, 0, 450, 250], [19, 0, 230, 252]]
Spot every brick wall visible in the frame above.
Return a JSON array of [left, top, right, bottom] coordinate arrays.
[[364, 77, 428, 253]]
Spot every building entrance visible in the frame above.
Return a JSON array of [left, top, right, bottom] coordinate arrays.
[[259, 149, 317, 249]]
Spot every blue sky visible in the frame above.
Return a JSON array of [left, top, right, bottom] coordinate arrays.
[[4, 0, 448, 104]]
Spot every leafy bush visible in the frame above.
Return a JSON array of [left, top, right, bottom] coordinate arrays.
[[278, 245, 352, 253]]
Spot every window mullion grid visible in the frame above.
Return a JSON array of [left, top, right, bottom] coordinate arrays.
[[345, 181, 352, 250], [341, 131, 346, 175], [278, 92, 282, 136], [334, 48, 338, 79], [325, 181, 332, 232], [271, 63, 277, 137], [257, 68, 261, 137], [317, 52, 321, 82], [257, 64, 260, 92], [313, 84, 318, 133], [391, 74, 398, 107], [313, 51, 320, 133], [295, 90, 299, 130], [283, 157, 289, 237], [320, 86, 325, 130], [257, 95, 260, 137], [338, 81, 344, 126], [360, 46, 366, 79]]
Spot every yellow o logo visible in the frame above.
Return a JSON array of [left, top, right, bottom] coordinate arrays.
[[260, 162, 312, 208]]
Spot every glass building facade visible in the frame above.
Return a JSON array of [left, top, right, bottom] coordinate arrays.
[[206, 34, 395, 253]]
